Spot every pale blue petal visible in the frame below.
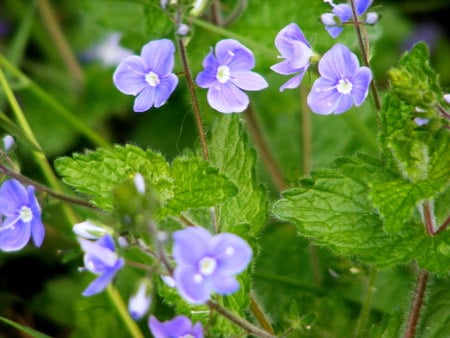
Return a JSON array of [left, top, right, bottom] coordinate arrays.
[[141, 39, 175, 76], [334, 94, 354, 114], [79, 236, 118, 268], [207, 83, 249, 113], [274, 23, 310, 59], [211, 273, 240, 295], [201, 49, 217, 71], [325, 25, 344, 38], [215, 39, 255, 70], [271, 59, 299, 75], [307, 77, 341, 115], [192, 322, 204, 338], [174, 265, 211, 304], [196, 69, 217, 88], [113, 55, 147, 95], [279, 71, 306, 92], [351, 67, 372, 106], [319, 44, 359, 80], [30, 218, 45, 247], [154, 74, 178, 108], [149, 316, 196, 338], [291, 40, 313, 69], [173, 227, 211, 265], [356, 0, 373, 15], [0, 222, 30, 252], [230, 71, 268, 91], [133, 85, 156, 112], [211, 233, 252, 274], [82, 268, 117, 296], [332, 4, 353, 22], [0, 179, 28, 214]]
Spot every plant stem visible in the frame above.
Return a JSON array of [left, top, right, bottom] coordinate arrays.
[[207, 299, 277, 338], [354, 266, 377, 338], [148, 220, 174, 275], [244, 106, 287, 191], [404, 269, 429, 338], [300, 85, 312, 176], [249, 293, 276, 335], [106, 286, 144, 338], [435, 214, 450, 235], [348, 0, 381, 111], [176, 37, 209, 160], [422, 201, 435, 235]]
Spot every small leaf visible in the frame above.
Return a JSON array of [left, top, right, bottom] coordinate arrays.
[[0, 316, 52, 338]]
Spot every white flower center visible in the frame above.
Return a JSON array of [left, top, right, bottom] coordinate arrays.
[[336, 79, 353, 94], [199, 256, 217, 276], [19, 206, 33, 223], [216, 65, 231, 83], [145, 71, 160, 87]]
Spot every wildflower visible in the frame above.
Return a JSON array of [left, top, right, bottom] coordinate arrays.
[[2, 135, 14, 152], [307, 43, 372, 115], [322, 0, 374, 38], [271, 23, 313, 91], [172, 226, 252, 304], [78, 235, 124, 296], [0, 179, 44, 252], [128, 281, 151, 320], [196, 39, 268, 113], [149, 315, 203, 338], [113, 39, 178, 112], [84, 33, 133, 67]]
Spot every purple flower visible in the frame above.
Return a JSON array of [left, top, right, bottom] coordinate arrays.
[[0, 179, 44, 252], [196, 39, 268, 113], [307, 43, 372, 115], [322, 0, 374, 38], [78, 235, 124, 296], [172, 227, 252, 304], [149, 315, 203, 338], [113, 39, 178, 112], [271, 23, 313, 91], [128, 281, 151, 320]]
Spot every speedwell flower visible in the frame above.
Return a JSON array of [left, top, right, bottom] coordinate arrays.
[[271, 23, 313, 91], [0, 179, 44, 252], [307, 43, 372, 115], [196, 39, 268, 113], [128, 281, 151, 320], [78, 234, 124, 296], [113, 39, 178, 112], [172, 226, 252, 304], [322, 0, 374, 38], [149, 315, 203, 338]]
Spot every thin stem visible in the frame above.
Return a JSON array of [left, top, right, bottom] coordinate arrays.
[[36, 0, 84, 84], [0, 161, 98, 210], [422, 201, 435, 235], [177, 37, 209, 160], [249, 293, 276, 335], [404, 269, 429, 338], [244, 106, 287, 191], [207, 300, 277, 338], [148, 220, 174, 275], [106, 286, 144, 338], [353, 266, 377, 338], [348, 0, 381, 111], [300, 85, 312, 176], [435, 214, 450, 235]]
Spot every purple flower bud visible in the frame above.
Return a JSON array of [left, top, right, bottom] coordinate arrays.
[[149, 315, 203, 338], [73, 221, 109, 240], [128, 281, 151, 320], [444, 94, 450, 104], [133, 173, 146, 195], [177, 23, 190, 36], [414, 118, 429, 126], [365, 12, 379, 25], [0, 179, 44, 252], [2, 135, 14, 152], [321, 13, 337, 26]]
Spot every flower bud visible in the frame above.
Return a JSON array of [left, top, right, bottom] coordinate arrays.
[[73, 221, 109, 239], [444, 93, 450, 104], [365, 12, 379, 25], [128, 281, 152, 320], [320, 13, 337, 26], [2, 135, 14, 152]]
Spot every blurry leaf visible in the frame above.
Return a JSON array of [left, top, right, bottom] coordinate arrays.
[[418, 285, 450, 337], [0, 316, 52, 338]]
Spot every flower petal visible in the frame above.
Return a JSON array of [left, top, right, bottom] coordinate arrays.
[[279, 71, 307, 92], [332, 4, 353, 22], [207, 83, 249, 113], [174, 265, 211, 304], [215, 39, 255, 70], [211, 273, 240, 295], [0, 179, 28, 214], [78, 236, 119, 268], [149, 316, 196, 338], [325, 25, 344, 39], [291, 40, 313, 69], [154, 74, 178, 108], [140, 39, 175, 76], [113, 55, 147, 95], [82, 266, 118, 296], [334, 94, 354, 114], [173, 227, 211, 265], [196, 69, 218, 88], [230, 71, 268, 91], [274, 23, 310, 59], [356, 0, 373, 15], [133, 85, 156, 112], [271, 59, 300, 75], [211, 233, 252, 274], [0, 222, 31, 252], [351, 66, 372, 106], [319, 43, 359, 80], [307, 77, 341, 115]]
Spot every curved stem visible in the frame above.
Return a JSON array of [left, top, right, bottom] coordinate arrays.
[[354, 266, 377, 338], [404, 269, 429, 338], [249, 293, 275, 335], [176, 37, 209, 160], [207, 299, 277, 338], [435, 214, 450, 235]]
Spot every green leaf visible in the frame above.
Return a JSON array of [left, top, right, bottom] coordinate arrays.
[[0, 316, 52, 338], [209, 115, 268, 236]]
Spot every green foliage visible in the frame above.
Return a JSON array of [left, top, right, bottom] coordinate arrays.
[[0, 316, 52, 338]]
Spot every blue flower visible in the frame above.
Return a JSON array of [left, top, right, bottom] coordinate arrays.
[[307, 44, 372, 115], [196, 39, 268, 113], [78, 235, 124, 296], [0, 179, 44, 252], [271, 23, 313, 91], [113, 39, 178, 112], [322, 0, 373, 38], [128, 281, 151, 320], [149, 315, 203, 338], [172, 227, 252, 304]]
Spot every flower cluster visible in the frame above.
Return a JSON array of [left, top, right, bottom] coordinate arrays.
[[0, 179, 44, 252]]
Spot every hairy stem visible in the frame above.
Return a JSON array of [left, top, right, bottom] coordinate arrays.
[[435, 214, 450, 235], [207, 299, 277, 338], [177, 37, 209, 160], [404, 269, 429, 338], [148, 220, 174, 275], [348, 0, 381, 111], [244, 106, 287, 191], [422, 201, 435, 235], [354, 266, 377, 338], [249, 293, 276, 335]]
